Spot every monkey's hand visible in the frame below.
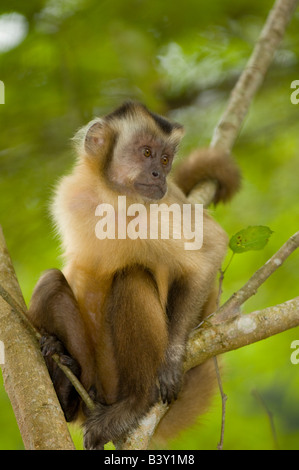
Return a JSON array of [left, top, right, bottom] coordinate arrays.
[[40, 334, 82, 422], [40, 334, 80, 373], [158, 351, 184, 404]]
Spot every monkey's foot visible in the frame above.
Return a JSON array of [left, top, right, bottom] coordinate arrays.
[[158, 358, 183, 404]]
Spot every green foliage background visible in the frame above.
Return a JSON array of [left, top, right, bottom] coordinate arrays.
[[0, 0, 299, 450]]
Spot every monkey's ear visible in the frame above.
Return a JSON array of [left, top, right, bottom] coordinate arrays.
[[84, 119, 111, 156], [73, 118, 113, 158], [167, 125, 185, 152], [172, 125, 185, 143]]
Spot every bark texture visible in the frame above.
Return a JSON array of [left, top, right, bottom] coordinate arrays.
[[0, 227, 75, 450]]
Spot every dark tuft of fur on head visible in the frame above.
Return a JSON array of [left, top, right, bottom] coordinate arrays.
[[105, 101, 137, 122], [148, 110, 183, 135], [105, 100, 184, 136]]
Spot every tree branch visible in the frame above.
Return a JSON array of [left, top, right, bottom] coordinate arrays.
[[123, 231, 299, 449], [0, 227, 75, 450], [189, 0, 299, 207], [120, 296, 299, 449], [186, 297, 299, 370], [1, 0, 298, 451], [119, 228, 299, 448], [119, 0, 299, 447], [0, 282, 95, 413], [212, 230, 299, 323]]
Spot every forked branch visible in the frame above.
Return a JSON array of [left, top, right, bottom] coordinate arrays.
[[120, 0, 299, 448], [120, 230, 299, 450], [0, 0, 298, 451]]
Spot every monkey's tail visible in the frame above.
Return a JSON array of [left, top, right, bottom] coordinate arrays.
[[83, 393, 152, 449], [173, 147, 241, 204]]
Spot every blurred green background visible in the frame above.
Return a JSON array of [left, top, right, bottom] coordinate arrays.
[[0, 0, 299, 450]]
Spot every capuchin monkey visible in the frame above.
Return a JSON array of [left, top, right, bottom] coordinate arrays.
[[28, 101, 240, 449]]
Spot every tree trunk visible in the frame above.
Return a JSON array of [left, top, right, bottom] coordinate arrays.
[[0, 227, 75, 450]]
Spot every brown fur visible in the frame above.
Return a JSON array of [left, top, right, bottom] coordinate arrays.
[[151, 289, 218, 448], [28, 102, 239, 449], [173, 148, 241, 204]]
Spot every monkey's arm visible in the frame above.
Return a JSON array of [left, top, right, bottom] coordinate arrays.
[[173, 148, 241, 204]]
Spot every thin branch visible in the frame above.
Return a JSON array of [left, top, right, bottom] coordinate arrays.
[[0, 282, 95, 413], [189, 0, 299, 207], [213, 257, 230, 451], [252, 389, 279, 450], [0, 243, 96, 414], [214, 231, 299, 323], [213, 357, 228, 451], [196, 229, 299, 331], [51, 354, 95, 411]]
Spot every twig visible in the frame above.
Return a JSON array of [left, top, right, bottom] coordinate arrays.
[[252, 389, 279, 450], [196, 231, 299, 329], [51, 354, 95, 411], [214, 231, 299, 323], [0, 283, 95, 412], [213, 357, 228, 450], [213, 254, 231, 451], [216, 253, 235, 313], [217, 269, 225, 309]]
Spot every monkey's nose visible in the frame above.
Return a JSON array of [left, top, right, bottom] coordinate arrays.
[[152, 171, 159, 178]]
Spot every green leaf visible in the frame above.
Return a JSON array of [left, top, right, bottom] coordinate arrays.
[[229, 226, 273, 254]]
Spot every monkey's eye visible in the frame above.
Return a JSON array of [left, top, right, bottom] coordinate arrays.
[[161, 155, 169, 165], [143, 147, 151, 158]]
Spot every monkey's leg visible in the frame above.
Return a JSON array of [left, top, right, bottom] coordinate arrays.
[[28, 268, 92, 422], [108, 266, 168, 398], [158, 276, 210, 404], [152, 290, 218, 448], [83, 265, 168, 450]]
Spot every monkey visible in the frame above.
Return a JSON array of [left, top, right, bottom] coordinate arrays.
[[28, 101, 241, 449]]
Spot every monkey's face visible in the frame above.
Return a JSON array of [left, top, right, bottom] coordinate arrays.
[[107, 133, 175, 201], [82, 102, 185, 200]]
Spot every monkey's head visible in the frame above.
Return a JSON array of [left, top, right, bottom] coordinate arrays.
[[77, 102, 185, 201]]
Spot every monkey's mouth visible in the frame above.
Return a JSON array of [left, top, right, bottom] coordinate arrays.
[[134, 182, 166, 200]]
